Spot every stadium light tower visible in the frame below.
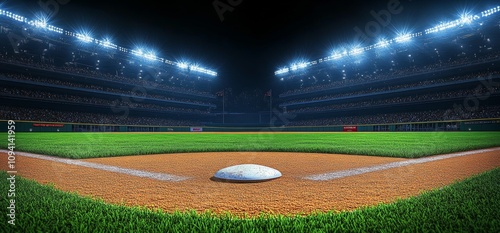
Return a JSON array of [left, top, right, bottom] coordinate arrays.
[[100, 38, 118, 50], [459, 14, 473, 25], [75, 29, 94, 43], [374, 39, 390, 48], [144, 52, 157, 61], [297, 62, 308, 69], [0, 9, 26, 22], [481, 6, 500, 17], [32, 14, 48, 28], [349, 46, 364, 56], [275, 67, 289, 75], [177, 62, 189, 69], [394, 33, 412, 43], [332, 51, 343, 60]]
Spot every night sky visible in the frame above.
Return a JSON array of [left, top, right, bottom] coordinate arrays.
[[3, 0, 498, 91]]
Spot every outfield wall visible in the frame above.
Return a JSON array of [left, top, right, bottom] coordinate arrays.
[[1, 119, 500, 132]]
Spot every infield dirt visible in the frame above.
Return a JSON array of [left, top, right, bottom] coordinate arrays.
[[1, 149, 499, 217]]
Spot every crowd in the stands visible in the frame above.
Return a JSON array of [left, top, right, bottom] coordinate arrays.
[[286, 84, 500, 113], [0, 106, 200, 126], [281, 71, 500, 106], [2, 35, 500, 127], [280, 51, 500, 97], [1, 73, 215, 106], [0, 87, 212, 114], [288, 105, 500, 126], [0, 53, 214, 97]]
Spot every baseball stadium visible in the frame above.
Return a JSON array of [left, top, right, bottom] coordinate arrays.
[[1, 1, 500, 232]]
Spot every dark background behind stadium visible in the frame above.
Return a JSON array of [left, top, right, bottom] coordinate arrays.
[[6, 0, 498, 91], [1, 0, 499, 125]]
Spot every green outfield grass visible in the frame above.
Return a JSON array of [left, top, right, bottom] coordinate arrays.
[[1, 131, 499, 232], [2, 131, 500, 158], [1, 168, 499, 232]]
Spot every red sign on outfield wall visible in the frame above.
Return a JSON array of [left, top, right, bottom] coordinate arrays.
[[343, 126, 358, 132], [190, 127, 203, 132]]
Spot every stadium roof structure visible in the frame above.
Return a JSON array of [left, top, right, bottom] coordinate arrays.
[[0, 8, 218, 78], [2, 1, 499, 91], [274, 5, 500, 77]]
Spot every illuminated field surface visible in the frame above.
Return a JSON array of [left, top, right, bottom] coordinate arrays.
[[3, 132, 500, 158], [1, 132, 499, 232]]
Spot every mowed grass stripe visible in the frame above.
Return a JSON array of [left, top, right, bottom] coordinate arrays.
[[2, 132, 500, 159]]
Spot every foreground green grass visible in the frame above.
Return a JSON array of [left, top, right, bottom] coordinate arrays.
[[1, 168, 499, 232], [2, 132, 500, 158]]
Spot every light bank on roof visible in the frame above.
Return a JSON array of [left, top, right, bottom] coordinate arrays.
[[274, 6, 500, 76], [0, 8, 218, 78]]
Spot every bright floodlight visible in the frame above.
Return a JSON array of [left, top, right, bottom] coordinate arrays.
[[425, 21, 458, 34], [297, 62, 308, 69], [100, 38, 117, 49], [374, 39, 390, 48], [275, 5, 500, 76], [395, 33, 412, 43], [350, 46, 364, 56], [175, 62, 217, 76], [189, 65, 202, 72], [26, 13, 63, 33], [131, 48, 143, 56], [0, 9, 26, 22], [29, 12, 52, 28], [332, 51, 343, 60], [425, 10, 481, 35], [290, 62, 308, 71], [481, 6, 500, 17], [32, 18, 47, 28], [275, 67, 289, 75], [130, 48, 156, 60], [460, 14, 473, 24], [177, 62, 189, 69], [0, 7, 218, 77], [75, 32, 93, 43], [144, 52, 157, 61], [46, 25, 63, 33], [191, 64, 217, 76]]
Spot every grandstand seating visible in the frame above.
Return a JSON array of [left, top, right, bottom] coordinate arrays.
[[275, 15, 500, 127], [1, 5, 499, 130], [0, 15, 219, 127]]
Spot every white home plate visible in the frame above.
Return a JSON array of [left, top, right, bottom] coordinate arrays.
[[213, 164, 282, 182]]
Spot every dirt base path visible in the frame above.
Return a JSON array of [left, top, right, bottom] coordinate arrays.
[[1, 149, 499, 217]]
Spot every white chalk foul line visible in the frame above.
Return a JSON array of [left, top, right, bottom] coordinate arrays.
[[2, 150, 190, 182], [304, 148, 500, 181]]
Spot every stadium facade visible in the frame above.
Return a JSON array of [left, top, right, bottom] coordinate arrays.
[[0, 6, 499, 132]]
